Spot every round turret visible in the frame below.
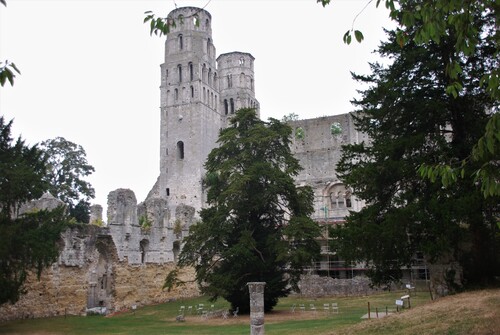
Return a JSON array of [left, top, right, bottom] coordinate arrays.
[[217, 52, 259, 120]]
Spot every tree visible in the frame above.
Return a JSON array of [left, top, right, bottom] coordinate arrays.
[[334, 8, 499, 293], [166, 109, 321, 313], [320, 0, 499, 197], [0, 117, 69, 304], [39, 137, 95, 222]]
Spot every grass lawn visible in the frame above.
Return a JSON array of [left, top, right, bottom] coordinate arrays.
[[1, 288, 498, 335]]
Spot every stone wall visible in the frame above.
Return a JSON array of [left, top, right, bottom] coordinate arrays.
[[297, 275, 385, 297], [0, 191, 199, 322], [0, 255, 198, 322]]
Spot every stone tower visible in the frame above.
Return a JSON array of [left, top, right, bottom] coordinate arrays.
[[159, 7, 222, 216], [157, 7, 259, 219], [217, 52, 260, 126]]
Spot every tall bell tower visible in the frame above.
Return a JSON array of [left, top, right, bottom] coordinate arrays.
[[158, 7, 222, 216]]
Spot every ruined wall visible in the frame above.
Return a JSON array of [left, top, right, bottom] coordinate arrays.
[[0, 188, 200, 322], [297, 275, 385, 298], [289, 115, 367, 220]]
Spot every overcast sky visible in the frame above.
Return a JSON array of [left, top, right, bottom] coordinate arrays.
[[0, 0, 393, 217]]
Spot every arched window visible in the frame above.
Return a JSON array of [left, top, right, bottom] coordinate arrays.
[[174, 88, 178, 101], [224, 99, 228, 115], [189, 62, 193, 81], [208, 68, 212, 86], [239, 57, 245, 66], [140, 239, 149, 264], [190, 85, 194, 98], [240, 73, 245, 87], [250, 77, 254, 91], [228, 74, 232, 88], [230, 98, 235, 114], [213, 73, 218, 90], [203, 87, 206, 103], [202, 64, 207, 83], [215, 95, 218, 109], [177, 141, 184, 159], [327, 184, 350, 210], [166, 90, 170, 105], [178, 34, 183, 50], [207, 38, 211, 57], [177, 64, 182, 82]]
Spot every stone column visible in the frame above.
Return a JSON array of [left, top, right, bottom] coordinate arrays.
[[247, 282, 266, 335]]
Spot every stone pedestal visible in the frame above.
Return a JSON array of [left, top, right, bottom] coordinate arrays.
[[247, 282, 266, 335]]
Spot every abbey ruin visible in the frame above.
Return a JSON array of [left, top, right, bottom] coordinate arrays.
[[0, 7, 394, 321]]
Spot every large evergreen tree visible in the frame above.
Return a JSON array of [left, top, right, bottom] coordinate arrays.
[[334, 9, 499, 294], [0, 117, 69, 304], [167, 109, 321, 313]]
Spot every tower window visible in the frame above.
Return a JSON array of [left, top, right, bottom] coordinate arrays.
[[190, 85, 194, 98], [224, 99, 228, 115], [174, 89, 178, 101], [177, 141, 184, 159], [230, 98, 235, 114], [239, 57, 245, 66], [178, 34, 183, 50], [166, 188, 170, 196], [189, 62, 194, 81], [240, 73, 245, 87], [177, 64, 182, 82], [227, 74, 232, 88], [207, 38, 211, 57]]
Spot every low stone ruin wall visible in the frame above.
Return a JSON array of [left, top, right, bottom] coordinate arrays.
[[297, 275, 387, 297], [0, 262, 198, 322]]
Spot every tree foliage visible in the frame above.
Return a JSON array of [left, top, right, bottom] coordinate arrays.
[[333, 8, 499, 290], [0, 1, 21, 87], [0, 117, 69, 304], [166, 109, 321, 313], [322, 0, 499, 197], [39, 137, 95, 222]]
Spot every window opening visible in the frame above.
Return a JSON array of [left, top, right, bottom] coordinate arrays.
[[189, 62, 193, 81], [177, 141, 184, 159], [224, 99, 228, 115], [190, 85, 194, 98], [166, 188, 170, 196], [178, 34, 183, 50], [230, 98, 235, 114], [177, 64, 182, 82]]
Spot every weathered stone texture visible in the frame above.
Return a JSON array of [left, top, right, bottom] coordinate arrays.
[[0, 264, 198, 322], [297, 275, 384, 297]]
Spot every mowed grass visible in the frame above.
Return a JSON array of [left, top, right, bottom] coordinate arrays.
[[1, 288, 498, 335]]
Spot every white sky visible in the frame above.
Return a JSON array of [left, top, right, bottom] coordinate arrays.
[[0, 0, 393, 217]]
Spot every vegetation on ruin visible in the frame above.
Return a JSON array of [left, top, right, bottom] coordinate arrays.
[[1, 288, 499, 335], [165, 109, 321, 313], [0, 117, 71, 304], [139, 215, 153, 232], [334, 2, 499, 290], [39, 137, 95, 223]]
